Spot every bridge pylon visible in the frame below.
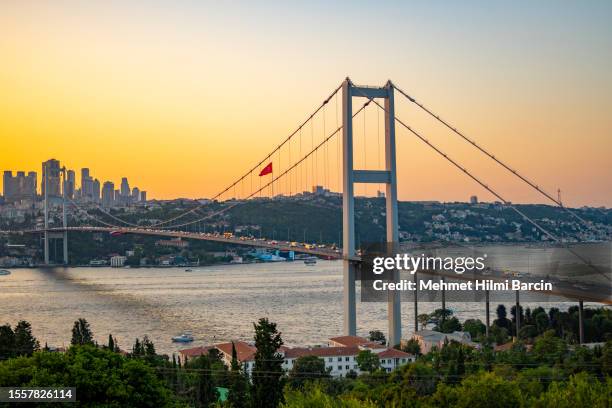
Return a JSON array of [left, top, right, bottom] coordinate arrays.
[[342, 78, 401, 346]]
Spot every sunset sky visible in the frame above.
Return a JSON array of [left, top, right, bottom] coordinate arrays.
[[1, 1, 611, 206]]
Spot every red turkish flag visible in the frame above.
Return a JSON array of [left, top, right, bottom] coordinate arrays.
[[259, 162, 273, 176]]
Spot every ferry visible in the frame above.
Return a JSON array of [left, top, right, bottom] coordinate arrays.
[[0, 270, 10, 276], [172, 332, 194, 343]]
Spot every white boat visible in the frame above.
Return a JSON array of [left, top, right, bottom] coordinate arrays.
[[172, 332, 194, 343], [0, 270, 10, 276]]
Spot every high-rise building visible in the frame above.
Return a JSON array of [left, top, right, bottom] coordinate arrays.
[[132, 187, 140, 202], [81, 168, 93, 201], [65, 170, 75, 199], [120, 177, 130, 200], [3, 171, 16, 201], [470, 195, 478, 204], [102, 181, 115, 208], [140, 191, 147, 202], [3, 171, 37, 202], [42, 159, 61, 198], [22, 172, 37, 200], [92, 179, 101, 202]]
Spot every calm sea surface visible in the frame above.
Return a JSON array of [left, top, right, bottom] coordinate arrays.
[[0, 260, 578, 355]]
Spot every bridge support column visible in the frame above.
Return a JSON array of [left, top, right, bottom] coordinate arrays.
[[384, 81, 401, 346], [342, 79, 401, 345], [342, 79, 357, 336], [62, 169, 68, 265], [43, 162, 50, 265]]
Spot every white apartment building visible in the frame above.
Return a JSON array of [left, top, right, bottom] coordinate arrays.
[[179, 336, 415, 378]]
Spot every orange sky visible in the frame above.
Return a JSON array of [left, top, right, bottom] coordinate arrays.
[[1, 2, 611, 206]]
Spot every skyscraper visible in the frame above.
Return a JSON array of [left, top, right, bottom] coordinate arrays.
[[102, 181, 115, 208], [81, 168, 93, 201], [3, 171, 16, 200], [120, 177, 130, 199], [3, 171, 37, 202], [42, 159, 61, 198], [65, 170, 76, 199], [92, 179, 101, 202], [132, 187, 140, 202]]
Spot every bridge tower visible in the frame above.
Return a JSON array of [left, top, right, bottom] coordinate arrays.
[[61, 167, 68, 264], [42, 164, 69, 265], [342, 78, 401, 346], [43, 162, 49, 265]]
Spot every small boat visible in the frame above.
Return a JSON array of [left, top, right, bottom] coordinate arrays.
[[0, 270, 10, 276], [185, 269, 193, 272], [304, 258, 317, 265], [172, 332, 194, 343]]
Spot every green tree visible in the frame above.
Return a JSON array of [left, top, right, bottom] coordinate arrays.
[[401, 338, 421, 355], [288, 355, 330, 389], [533, 372, 610, 408], [0, 345, 180, 407], [251, 318, 285, 408], [533, 330, 568, 365], [282, 383, 377, 408], [437, 317, 462, 334], [430, 371, 523, 407], [14, 320, 39, 356], [227, 342, 249, 408], [71, 318, 93, 346], [185, 354, 219, 407], [355, 350, 380, 373], [0, 324, 16, 359], [494, 304, 511, 331], [107, 334, 119, 352], [463, 319, 486, 340], [418, 313, 431, 331], [368, 330, 386, 345]]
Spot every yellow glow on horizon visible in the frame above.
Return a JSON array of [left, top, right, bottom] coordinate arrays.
[[1, 2, 611, 207]]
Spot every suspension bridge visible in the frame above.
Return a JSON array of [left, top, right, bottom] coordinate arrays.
[[4, 77, 610, 345]]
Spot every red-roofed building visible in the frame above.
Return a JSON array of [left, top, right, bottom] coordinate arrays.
[[178, 346, 212, 365], [179, 336, 415, 378], [328, 335, 386, 351], [215, 341, 257, 373]]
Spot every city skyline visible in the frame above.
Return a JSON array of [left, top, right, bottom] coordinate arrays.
[[1, 1, 611, 206], [2, 159, 146, 206]]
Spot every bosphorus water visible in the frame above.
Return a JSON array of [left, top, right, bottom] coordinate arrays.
[[0, 260, 579, 355]]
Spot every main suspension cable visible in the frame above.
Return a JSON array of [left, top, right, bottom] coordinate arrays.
[[361, 91, 609, 281], [149, 82, 344, 228], [391, 82, 593, 228], [159, 99, 372, 230]]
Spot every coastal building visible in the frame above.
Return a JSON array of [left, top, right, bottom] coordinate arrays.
[[406, 330, 477, 354], [179, 335, 414, 377], [110, 255, 127, 267]]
